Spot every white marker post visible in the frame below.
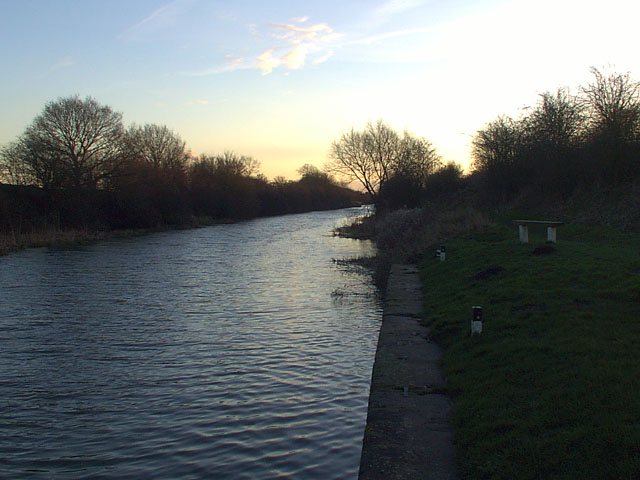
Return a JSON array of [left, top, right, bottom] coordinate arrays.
[[471, 306, 483, 335], [439, 245, 446, 262]]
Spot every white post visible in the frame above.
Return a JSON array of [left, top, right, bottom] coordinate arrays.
[[547, 226, 557, 243], [518, 224, 529, 243], [471, 306, 483, 335], [439, 245, 446, 262]]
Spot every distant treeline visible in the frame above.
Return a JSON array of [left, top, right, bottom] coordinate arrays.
[[333, 68, 640, 218], [0, 97, 366, 234], [469, 67, 640, 204]]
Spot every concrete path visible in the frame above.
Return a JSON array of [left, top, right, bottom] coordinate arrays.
[[359, 264, 457, 480]]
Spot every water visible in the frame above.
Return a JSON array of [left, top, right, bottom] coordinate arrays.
[[0, 207, 382, 479]]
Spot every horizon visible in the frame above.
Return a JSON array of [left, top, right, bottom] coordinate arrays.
[[2, 0, 640, 180]]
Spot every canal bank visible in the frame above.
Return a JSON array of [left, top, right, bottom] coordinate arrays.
[[359, 264, 457, 479]]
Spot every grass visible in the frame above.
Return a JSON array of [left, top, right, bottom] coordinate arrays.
[[0, 216, 236, 256], [0, 228, 109, 255], [0, 226, 170, 256], [419, 222, 640, 479]]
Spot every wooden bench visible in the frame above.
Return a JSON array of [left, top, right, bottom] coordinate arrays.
[[513, 220, 564, 243]]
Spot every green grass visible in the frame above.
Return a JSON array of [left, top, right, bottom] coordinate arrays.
[[419, 223, 640, 479]]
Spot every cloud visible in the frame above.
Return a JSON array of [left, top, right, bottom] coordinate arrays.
[[250, 3, 430, 75], [361, 0, 427, 30], [272, 22, 335, 41], [179, 56, 246, 77], [255, 20, 341, 74], [374, 0, 425, 16], [257, 48, 281, 75], [119, 0, 193, 41], [354, 26, 433, 45], [283, 45, 310, 69], [311, 50, 334, 65], [186, 99, 209, 105]]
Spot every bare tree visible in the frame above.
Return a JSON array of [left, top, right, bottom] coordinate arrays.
[[125, 124, 188, 171], [581, 67, 640, 142], [326, 126, 378, 198], [528, 89, 584, 148], [1, 141, 45, 186], [394, 132, 441, 186], [471, 115, 525, 172], [210, 151, 260, 177], [520, 89, 584, 195], [271, 175, 290, 187], [189, 151, 261, 191], [2, 96, 126, 190], [326, 119, 438, 199], [297, 163, 334, 183], [471, 115, 528, 201], [580, 67, 640, 182]]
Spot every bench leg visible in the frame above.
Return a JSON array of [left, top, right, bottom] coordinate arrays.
[[547, 226, 557, 243], [518, 225, 528, 243]]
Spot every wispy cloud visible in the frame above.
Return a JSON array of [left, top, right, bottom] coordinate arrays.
[[354, 26, 433, 45], [361, 0, 427, 30], [119, 0, 193, 41], [374, 0, 426, 17], [179, 55, 247, 77], [178, 4, 431, 78], [311, 50, 334, 65], [251, 2, 430, 74], [256, 19, 342, 75]]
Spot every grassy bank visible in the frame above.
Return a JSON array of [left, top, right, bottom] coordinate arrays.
[[0, 213, 291, 256], [0, 225, 189, 256], [0, 229, 110, 256], [419, 222, 640, 478]]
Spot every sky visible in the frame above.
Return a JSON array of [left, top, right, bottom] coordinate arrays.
[[2, 0, 640, 180]]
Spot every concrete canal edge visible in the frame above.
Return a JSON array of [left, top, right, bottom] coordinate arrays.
[[359, 264, 457, 480]]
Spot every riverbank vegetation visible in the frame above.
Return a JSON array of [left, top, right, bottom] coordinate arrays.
[[332, 67, 640, 478], [333, 68, 640, 240], [337, 68, 640, 259], [0, 97, 365, 254], [420, 223, 640, 479]]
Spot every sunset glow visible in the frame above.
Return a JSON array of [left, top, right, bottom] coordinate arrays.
[[2, 0, 640, 179]]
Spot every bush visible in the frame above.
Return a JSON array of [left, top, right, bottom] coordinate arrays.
[[375, 206, 492, 262]]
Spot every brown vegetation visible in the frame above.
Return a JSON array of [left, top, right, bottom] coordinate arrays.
[[0, 96, 367, 252]]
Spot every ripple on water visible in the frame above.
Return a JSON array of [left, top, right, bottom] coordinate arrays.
[[0, 207, 381, 479]]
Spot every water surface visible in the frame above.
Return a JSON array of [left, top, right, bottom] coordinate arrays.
[[0, 207, 382, 479]]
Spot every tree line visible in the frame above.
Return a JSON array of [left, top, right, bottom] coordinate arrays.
[[325, 118, 465, 211], [326, 68, 640, 216], [0, 96, 365, 233], [471, 67, 640, 204], [4, 67, 637, 237]]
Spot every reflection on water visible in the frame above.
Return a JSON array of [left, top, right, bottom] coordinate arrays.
[[0, 207, 382, 479]]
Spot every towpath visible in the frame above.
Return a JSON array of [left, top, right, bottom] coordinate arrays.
[[359, 264, 457, 479]]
